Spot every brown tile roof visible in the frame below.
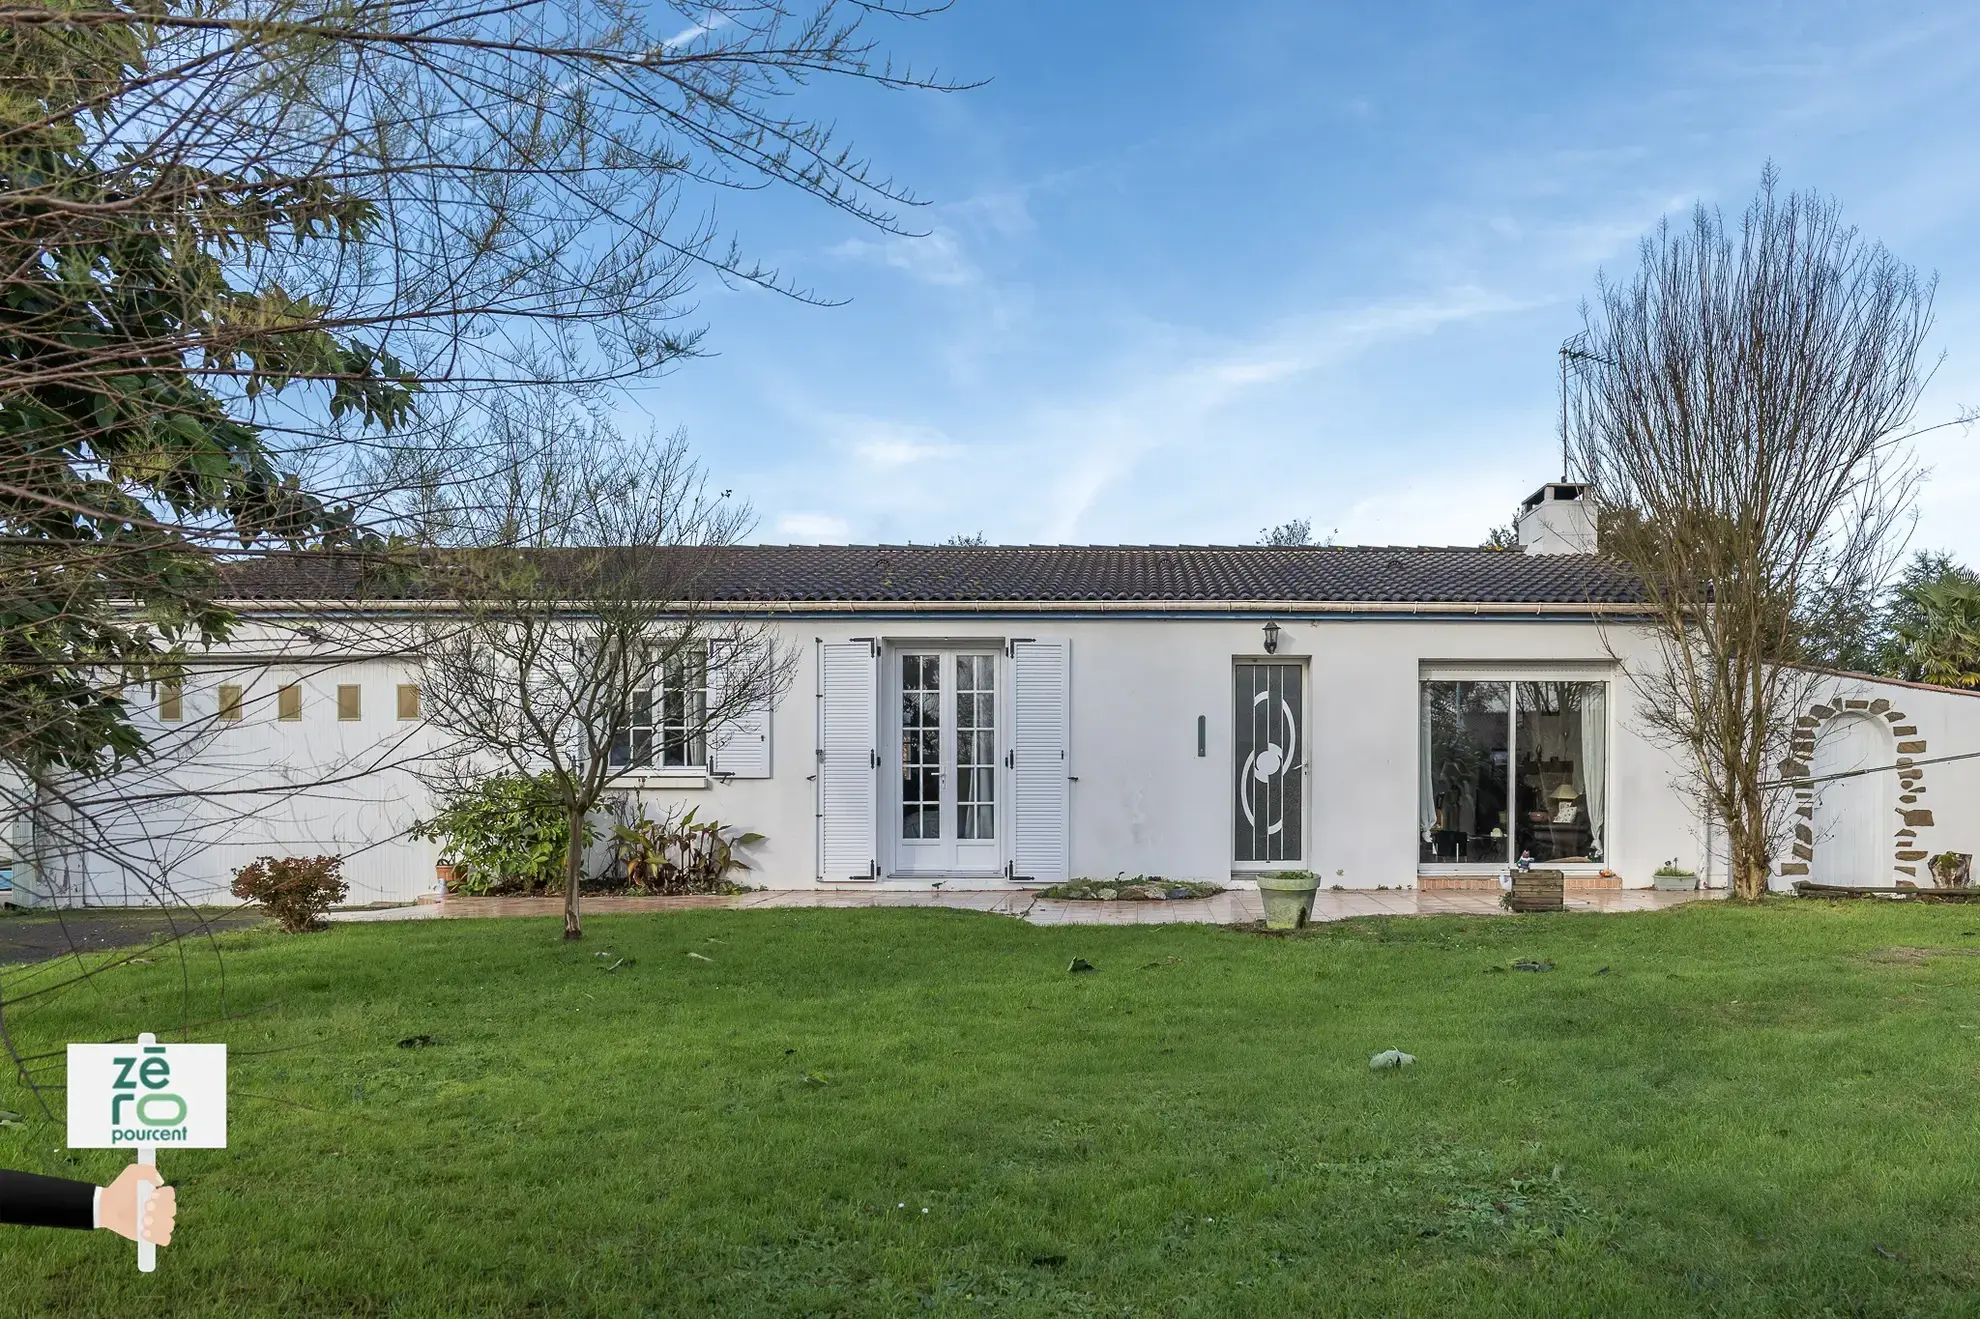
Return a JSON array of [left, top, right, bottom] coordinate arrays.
[[220, 544, 1642, 607]]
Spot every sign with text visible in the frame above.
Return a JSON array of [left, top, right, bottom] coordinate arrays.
[[67, 1042, 227, 1149]]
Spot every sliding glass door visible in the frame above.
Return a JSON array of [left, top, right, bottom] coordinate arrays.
[[1419, 679, 1607, 866]]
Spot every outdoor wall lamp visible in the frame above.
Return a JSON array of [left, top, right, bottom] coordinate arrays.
[[1262, 620, 1280, 654]]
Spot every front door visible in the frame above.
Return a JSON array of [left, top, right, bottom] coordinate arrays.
[[1235, 662, 1305, 866], [893, 650, 1002, 874]]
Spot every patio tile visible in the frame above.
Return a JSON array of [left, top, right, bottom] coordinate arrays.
[[379, 885, 1724, 927]]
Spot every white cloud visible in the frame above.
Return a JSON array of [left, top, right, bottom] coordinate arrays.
[[855, 437, 960, 467], [1019, 287, 1543, 538], [831, 229, 979, 287], [663, 12, 729, 49], [774, 512, 851, 543]]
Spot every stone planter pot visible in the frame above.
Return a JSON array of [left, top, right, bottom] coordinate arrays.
[[1652, 870, 1698, 892], [1931, 853, 1973, 888], [1255, 870, 1320, 930]]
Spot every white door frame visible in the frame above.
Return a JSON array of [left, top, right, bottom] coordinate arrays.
[[882, 641, 1010, 879]]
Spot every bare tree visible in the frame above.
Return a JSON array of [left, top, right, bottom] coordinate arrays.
[[0, 0, 964, 781], [1569, 170, 1934, 900], [416, 405, 788, 939]]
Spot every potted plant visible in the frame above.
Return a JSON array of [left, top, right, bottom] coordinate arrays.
[[1652, 858, 1698, 891], [1930, 852, 1973, 888], [1256, 869, 1320, 930]]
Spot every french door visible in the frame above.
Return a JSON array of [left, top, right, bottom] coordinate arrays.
[[893, 649, 1002, 874]]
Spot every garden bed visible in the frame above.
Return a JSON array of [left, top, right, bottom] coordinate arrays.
[[1035, 876, 1225, 901]]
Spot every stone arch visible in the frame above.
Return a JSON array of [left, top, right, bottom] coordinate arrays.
[[1779, 696, 1934, 881]]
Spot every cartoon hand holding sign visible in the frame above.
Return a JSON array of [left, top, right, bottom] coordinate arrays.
[[65, 1032, 225, 1271]]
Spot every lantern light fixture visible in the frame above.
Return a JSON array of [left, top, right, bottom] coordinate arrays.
[[1262, 620, 1281, 655]]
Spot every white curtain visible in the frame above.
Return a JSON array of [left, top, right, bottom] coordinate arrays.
[[1580, 683, 1608, 858], [1419, 687, 1437, 842]]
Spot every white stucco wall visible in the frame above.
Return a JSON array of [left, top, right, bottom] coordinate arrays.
[[25, 607, 1978, 906], [617, 612, 1708, 891], [1785, 674, 1980, 887]]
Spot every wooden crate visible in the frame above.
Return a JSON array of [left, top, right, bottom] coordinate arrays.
[[1509, 868, 1565, 913]]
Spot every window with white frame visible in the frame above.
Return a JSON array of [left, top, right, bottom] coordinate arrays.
[[610, 647, 707, 771], [1419, 679, 1607, 867]]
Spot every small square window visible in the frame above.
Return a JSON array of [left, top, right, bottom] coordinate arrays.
[[397, 683, 421, 720], [277, 683, 302, 722], [337, 684, 362, 721], [158, 684, 183, 722], [217, 685, 244, 722]]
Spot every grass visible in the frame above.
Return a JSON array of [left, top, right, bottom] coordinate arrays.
[[5, 901, 1980, 1316]]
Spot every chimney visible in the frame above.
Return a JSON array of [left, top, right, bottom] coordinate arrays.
[[1516, 482, 1597, 554]]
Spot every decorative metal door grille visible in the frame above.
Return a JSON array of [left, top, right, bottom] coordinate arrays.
[[1235, 663, 1304, 863]]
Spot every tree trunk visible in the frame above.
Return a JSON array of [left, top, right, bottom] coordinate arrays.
[[563, 805, 586, 940], [1727, 790, 1771, 902]]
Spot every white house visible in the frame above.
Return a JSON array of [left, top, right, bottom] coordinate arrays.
[[11, 482, 1980, 906]]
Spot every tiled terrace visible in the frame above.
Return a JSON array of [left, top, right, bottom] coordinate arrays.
[[331, 886, 1720, 927]]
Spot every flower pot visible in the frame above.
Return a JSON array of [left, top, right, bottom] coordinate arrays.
[[1931, 853, 1973, 888], [435, 862, 460, 894], [1255, 871, 1320, 930], [1510, 868, 1565, 912], [1652, 871, 1698, 892]]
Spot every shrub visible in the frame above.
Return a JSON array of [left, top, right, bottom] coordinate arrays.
[[411, 773, 587, 895], [609, 803, 763, 895], [232, 855, 349, 933]]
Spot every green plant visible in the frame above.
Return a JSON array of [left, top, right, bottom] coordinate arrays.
[[609, 803, 763, 895], [1653, 857, 1695, 877], [1929, 852, 1972, 886], [230, 855, 349, 933], [1039, 877, 1225, 901], [17, 904, 1980, 1313], [412, 774, 589, 895]]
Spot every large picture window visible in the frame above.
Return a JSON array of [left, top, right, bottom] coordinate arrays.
[[1419, 679, 1607, 866]]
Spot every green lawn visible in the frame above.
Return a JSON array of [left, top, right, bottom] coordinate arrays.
[[5, 901, 1980, 1316]]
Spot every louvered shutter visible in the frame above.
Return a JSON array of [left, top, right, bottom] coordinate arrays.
[[708, 647, 772, 778], [816, 641, 878, 881], [1011, 639, 1071, 884]]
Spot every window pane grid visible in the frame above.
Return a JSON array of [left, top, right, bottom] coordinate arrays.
[[609, 651, 707, 769], [954, 654, 996, 840], [900, 653, 940, 838]]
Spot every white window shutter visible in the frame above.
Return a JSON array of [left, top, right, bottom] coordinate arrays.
[[1011, 639, 1071, 884], [816, 641, 878, 881], [708, 649, 772, 778]]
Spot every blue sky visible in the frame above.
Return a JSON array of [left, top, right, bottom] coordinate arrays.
[[633, 1, 1980, 555]]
